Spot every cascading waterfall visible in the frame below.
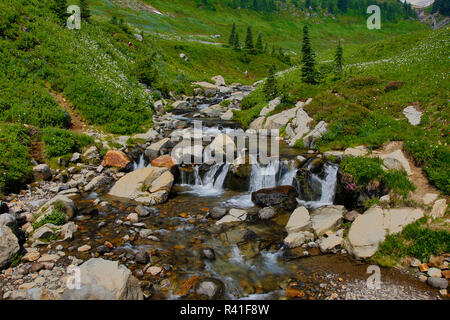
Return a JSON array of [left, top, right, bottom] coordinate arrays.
[[278, 160, 298, 186], [182, 163, 231, 197], [225, 159, 298, 208], [297, 163, 339, 209], [133, 154, 147, 171]]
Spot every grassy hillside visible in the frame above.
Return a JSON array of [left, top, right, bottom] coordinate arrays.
[[235, 27, 449, 193], [0, 0, 438, 194], [91, 0, 426, 54]]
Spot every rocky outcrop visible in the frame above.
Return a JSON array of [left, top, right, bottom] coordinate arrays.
[[264, 105, 299, 130], [101, 151, 132, 170], [403, 106, 422, 126], [378, 150, 412, 175], [151, 155, 178, 170], [83, 146, 100, 164], [345, 207, 386, 259], [260, 97, 281, 117], [310, 205, 345, 236], [0, 226, 20, 269], [430, 199, 447, 219], [285, 206, 311, 233], [284, 231, 314, 249], [224, 156, 252, 191], [145, 138, 173, 160], [345, 206, 425, 259], [251, 186, 298, 211], [302, 121, 327, 148], [383, 208, 424, 234], [33, 164, 52, 181], [61, 258, 143, 300], [203, 134, 235, 164], [249, 116, 265, 130], [108, 167, 173, 205]]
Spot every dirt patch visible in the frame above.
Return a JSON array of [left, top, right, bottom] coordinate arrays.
[[376, 141, 444, 205], [50, 92, 87, 133]]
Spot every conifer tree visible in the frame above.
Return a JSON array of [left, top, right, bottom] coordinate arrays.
[[255, 33, 263, 54], [80, 0, 91, 22], [301, 24, 317, 84], [334, 42, 343, 80], [264, 65, 278, 100], [52, 0, 68, 25], [233, 31, 240, 50], [244, 26, 255, 54], [229, 23, 236, 47]]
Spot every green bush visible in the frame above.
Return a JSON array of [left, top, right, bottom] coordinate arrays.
[[340, 157, 384, 185], [43, 128, 93, 157], [0, 124, 33, 193], [341, 156, 416, 197], [32, 209, 67, 230], [373, 218, 450, 265]]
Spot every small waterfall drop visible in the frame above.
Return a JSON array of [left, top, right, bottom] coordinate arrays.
[[133, 154, 148, 171], [182, 163, 230, 197], [298, 163, 339, 209]]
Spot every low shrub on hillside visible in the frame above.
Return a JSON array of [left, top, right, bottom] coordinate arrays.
[[0, 124, 33, 194], [373, 217, 450, 266], [340, 156, 415, 197], [43, 128, 93, 157]]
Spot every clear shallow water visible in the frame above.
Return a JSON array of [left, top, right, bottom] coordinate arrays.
[[80, 115, 435, 300]]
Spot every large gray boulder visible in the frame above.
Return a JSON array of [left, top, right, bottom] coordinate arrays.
[[0, 226, 20, 269], [108, 167, 173, 206], [310, 205, 345, 236], [345, 207, 386, 259], [303, 121, 327, 148], [62, 258, 143, 300], [33, 164, 52, 181], [285, 206, 311, 233]]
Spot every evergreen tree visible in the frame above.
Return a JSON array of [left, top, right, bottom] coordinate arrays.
[[337, 0, 348, 13], [244, 26, 255, 54], [301, 24, 317, 84], [263, 65, 278, 100], [255, 33, 263, 54], [333, 42, 343, 80], [80, 0, 91, 22], [52, 0, 68, 24], [233, 31, 240, 50], [134, 52, 159, 87], [229, 23, 236, 47]]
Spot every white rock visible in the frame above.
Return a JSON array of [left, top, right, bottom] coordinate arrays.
[[283, 231, 314, 248], [430, 199, 447, 219], [427, 267, 442, 278], [345, 207, 386, 259], [423, 193, 439, 205], [344, 146, 369, 157], [62, 258, 143, 300], [285, 207, 311, 233], [379, 150, 412, 175], [318, 234, 344, 253], [383, 208, 424, 234], [249, 116, 265, 130], [403, 106, 422, 126], [310, 205, 345, 236], [0, 226, 20, 268], [260, 97, 281, 117], [303, 121, 327, 148], [220, 110, 234, 121]]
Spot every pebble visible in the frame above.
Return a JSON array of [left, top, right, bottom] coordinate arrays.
[[77, 245, 91, 252], [427, 268, 442, 278], [146, 266, 162, 276], [427, 277, 448, 289]]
